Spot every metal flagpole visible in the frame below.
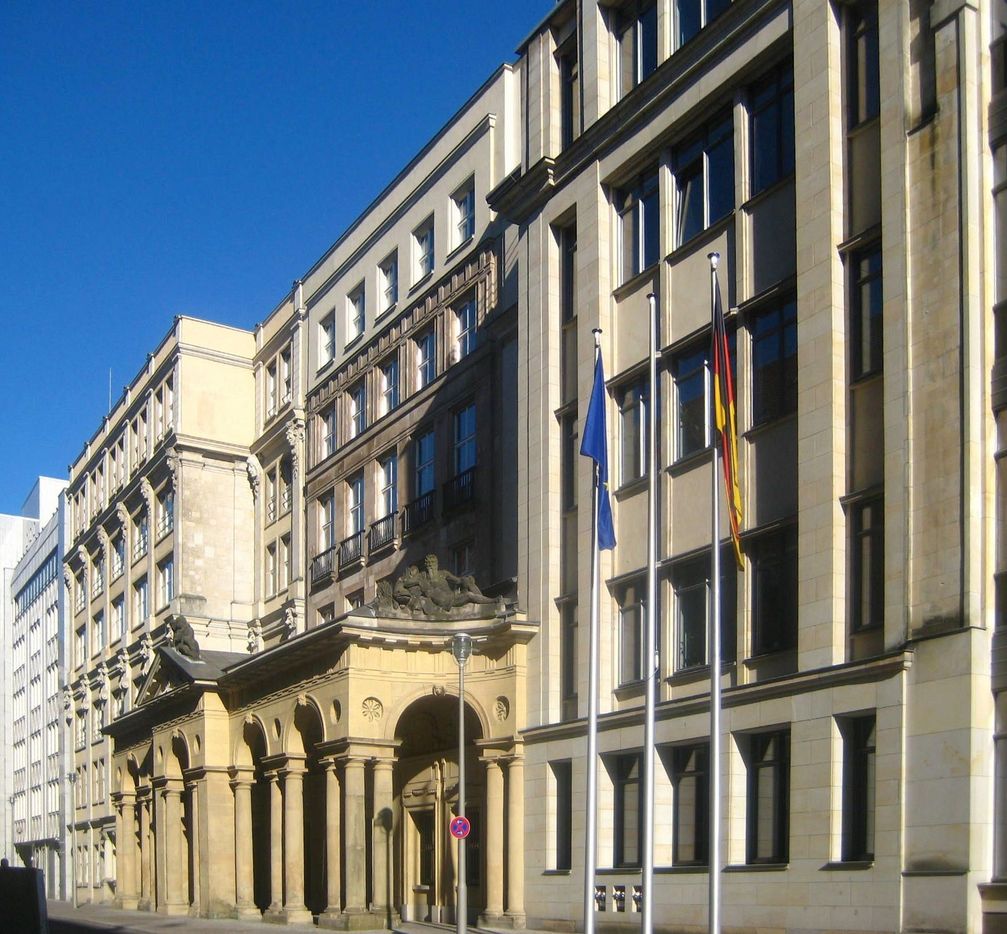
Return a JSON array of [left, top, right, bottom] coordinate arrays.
[[707, 252, 722, 934], [583, 329, 603, 934], [641, 295, 658, 934]]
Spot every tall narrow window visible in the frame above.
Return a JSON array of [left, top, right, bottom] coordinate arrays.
[[850, 246, 883, 380], [560, 601, 578, 720], [751, 526, 798, 655], [453, 179, 475, 247], [414, 217, 435, 281], [132, 577, 148, 627], [319, 312, 336, 368], [416, 330, 436, 389], [454, 403, 477, 475], [751, 296, 798, 425], [380, 356, 400, 415], [157, 557, 174, 609], [674, 113, 734, 246], [846, 2, 880, 129], [380, 453, 398, 518], [749, 63, 795, 197], [320, 405, 337, 460], [319, 492, 336, 551], [842, 715, 876, 862], [553, 760, 573, 870], [347, 474, 364, 536], [379, 252, 399, 311], [672, 743, 710, 865], [415, 431, 435, 497], [617, 579, 645, 685], [850, 497, 884, 632], [347, 284, 365, 344], [455, 299, 478, 359], [280, 348, 291, 404], [618, 380, 648, 484], [558, 37, 580, 149], [617, 168, 660, 283], [746, 731, 790, 863], [349, 383, 366, 439], [674, 551, 737, 670], [615, 1, 658, 98], [613, 753, 644, 867], [673, 346, 707, 459]]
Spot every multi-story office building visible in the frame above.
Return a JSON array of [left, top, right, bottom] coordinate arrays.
[[10, 478, 69, 897], [64, 317, 255, 903]]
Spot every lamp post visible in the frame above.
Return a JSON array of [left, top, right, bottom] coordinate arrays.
[[451, 633, 473, 934], [67, 772, 77, 908]]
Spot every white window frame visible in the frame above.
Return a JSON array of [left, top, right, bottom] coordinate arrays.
[[453, 179, 475, 247], [416, 331, 436, 389], [347, 283, 365, 344], [455, 299, 478, 360], [380, 453, 398, 518], [380, 356, 399, 416], [319, 312, 336, 368], [379, 252, 398, 311], [414, 217, 435, 281], [347, 474, 365, 536], [349, 383, 366, 439]]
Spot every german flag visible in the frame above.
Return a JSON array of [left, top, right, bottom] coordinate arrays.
[[712, 274, 744, 569]]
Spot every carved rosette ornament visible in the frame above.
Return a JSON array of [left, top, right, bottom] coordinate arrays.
[[361, 697, 383, 722], [246, 456, 262, 501]]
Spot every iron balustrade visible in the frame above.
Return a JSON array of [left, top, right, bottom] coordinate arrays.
[[369, 514, 397, 551], [156, 511, 174, 539], [132, 533, 148, 562], [339, 529, 365, 566], [443, 466, 476, 511], [402, 491, 435, 535], [311, 545, 337, 583], [280, 486, 292, 515]]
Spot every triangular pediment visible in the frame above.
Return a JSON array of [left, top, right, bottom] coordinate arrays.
[[134, 652, 189, 707]]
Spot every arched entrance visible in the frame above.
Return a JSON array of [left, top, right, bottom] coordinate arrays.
[[394, 694, 483, 924]]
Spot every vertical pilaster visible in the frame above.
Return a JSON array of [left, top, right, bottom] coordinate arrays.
[[267, 771, 283, 916], [480, 759, 505, 923], [505, 756, 526, 925], [370, 758, 394, 924], [114, 793, 137, 909], [161, 786, 186, 913], [342, 757, 368, 919], [138, 795, 150, 909]]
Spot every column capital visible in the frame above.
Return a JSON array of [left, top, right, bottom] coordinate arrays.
[[370, 756, 395, 773]]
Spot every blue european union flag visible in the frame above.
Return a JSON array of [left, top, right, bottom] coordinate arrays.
[[580, 352, 616, 551]]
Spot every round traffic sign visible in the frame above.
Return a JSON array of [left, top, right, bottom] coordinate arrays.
[[450, 816, 471, 839]]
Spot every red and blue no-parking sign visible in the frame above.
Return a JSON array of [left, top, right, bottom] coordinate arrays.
[[450, 816, 471, 839]]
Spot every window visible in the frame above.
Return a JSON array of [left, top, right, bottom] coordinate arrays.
[[617, 168, 660, 282], [751, 526, 798, 656], [414, 217, 434, 280], [674, 551, 737, 670], [280, 348, 291, 404], [746, 731, 790, 864], [380, 453, 398, 517], [380, 356, 399, 416], [319, 312, 336, 368], [158, 557, 174, 609], [266, 543, 278, 596], [850, 246, 883, 380], [452, 540, 473, 576], [453, 179, 475, 247], [111, 535, 125, 580], [750, 296, 797, 425], [557, 37, 580, 149], [320, 405, 337, 460], [455, 299, 478, 359], [842, 715, 876, 862], [613, 753, 643, 867], [416, 330, 436, 389], [266, 361, 278, 416], [615, 0, 658, 98], [319, 492, 336, 551], [674, 113, 733, 246], [91, 611, 104, 656], [673, 345, 707, 459], [675, 0, 731, 49], [560, 601, 578, 719], [347, 283, 365, 344], [133, 512, 149, 561], [415, 430, 435, 496], [74, 626, 85, 670], [749, 63, 795, 197], [672, 743, 709, 865], [846, 3, 879, 129], [347, 474, 364, 536], [379, 253, 398, 311], [349, 383, 366, 439], [157, 488, 174, 538], [132, 577, 148, 627], [618, 380, 648, 484], [850, 497, 883, 632], [617, 579, 645, 685], [111, 597, 125, 642], [454, 403, 477, 475], [553, 760, 573, 870], [279, 535, 290, 591]]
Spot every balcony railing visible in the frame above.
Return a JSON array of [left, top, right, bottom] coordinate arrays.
[[369, 514, 397, 552], [402, 491, 434, 536], [74, 594, 86, 614], [91, 576, 104, 599], [132, 533, 148, 562], [156, 511, 174, 539], [443, 466, 476, 511], [266, 498, 277, 523], [339, 529, 365, 567], [311, 545, 337, 584], [110, 558, 124, 582], [280, 485, 292, 515]]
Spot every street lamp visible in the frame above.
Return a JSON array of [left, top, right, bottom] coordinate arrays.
[[451, 633, 473, 934], [67, 773, 77, 908]]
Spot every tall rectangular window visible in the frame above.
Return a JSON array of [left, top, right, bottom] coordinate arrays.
[[673, 346, 707, 459], [415, 431, 435, 496], [617, 578, 645, 685], [674, 113, 733, 246], [416, 330, 436, 389], [158, 557, 174, 609], [553, 760, 573, 870], [560, 601, 578, 719], [846, 2, 880, 129], [618, 380, 648, 484], [380, 356, 399, 415], [280, 348, 291, 404], [674, 551, 737, 670], [617, 168, 660, 283], [112, 597, 125, 641], [842, 715, 876, 862], [132, 576, 148, 627], [751, 526, 798, 655], [613, 753, 643, 867], [615, 0, 658, 98], [558, 38, 580, 149], [414, 217, 435, 280], [850, 497, 884, 632], [349, 383, 366, 439], [850, 246, 883, 380], [749, 62, 795, 197], [672, 743, 709, 865], [347, 283, 365, 344], [746, 731, 790, 864], [319, 312, 336, 368], [751, 296, 797, 426], [675, 0, 732, 49], [91, 611, 104, 656], [455, 299, 478, 359], [319, 492, 336, 550], [380, 453, 398, 518], [347, 474, 364, 536], [380, 252, 398, 311], [320, 405, 337, 460], [453, 179, 475, 246], [454, 403, 477, 475]]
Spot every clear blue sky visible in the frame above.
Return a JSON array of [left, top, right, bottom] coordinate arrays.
[[0, 0, 549, 515]]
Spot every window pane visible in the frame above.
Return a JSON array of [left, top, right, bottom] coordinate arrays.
[[678, 579, 706, 669], [641, 175, 660, 268], [707, 121, 734, 224], [675, 347, 706, 457], [677, 0, 701, 47]]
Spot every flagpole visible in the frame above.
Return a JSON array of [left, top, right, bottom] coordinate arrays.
[[707, 252, 722, 934], [641, 295, 658, 934], [584, 328, 603, 934]]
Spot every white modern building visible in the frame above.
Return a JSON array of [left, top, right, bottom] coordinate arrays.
[[10, 477, 70, 898]]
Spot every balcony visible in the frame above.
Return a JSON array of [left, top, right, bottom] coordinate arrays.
[[132, 534, 148, 562], [311, 545, 337, 584], [402, 491, 434, 536], [443, 466, 476, 511], [156, 511, 174, 540], [369, 514, 397, 552], [90, 577, 104, 599], [339, 530, 365, 567]]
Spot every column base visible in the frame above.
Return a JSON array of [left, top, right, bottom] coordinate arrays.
[[115, 896, 139, 911], [369, 906, 399, 929], [262, 904, 286, 924], [137, 898, 153, 912], [235, 904, 262, 921], [479, 911, 505, 928], [322, 907, 381, 930], [502, 911, 528, 929], [283, 905, 314, 924], [156, 903, 191, 917]]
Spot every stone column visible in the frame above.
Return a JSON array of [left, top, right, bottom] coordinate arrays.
[[505, 757, 526, 925], [282, 763, 312, 923], [370, 759, 394, 924], [138, 796, 150, 909], [480, 759, 505, 923], [162, 786, 186, 913], [342, 757, 368, 920], [231, 776, 257, 919], [267, 771, 283, 916], [319, 760, 342, 927], [115, 794, 138, 909]]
